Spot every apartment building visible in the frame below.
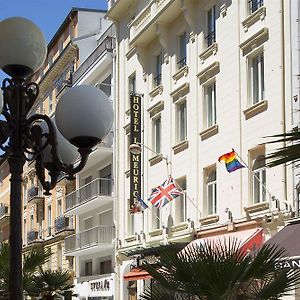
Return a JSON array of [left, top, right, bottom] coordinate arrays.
[[107, 0, 297, 299], [21, 7, 111, 278], [63, 23, 116, 300]]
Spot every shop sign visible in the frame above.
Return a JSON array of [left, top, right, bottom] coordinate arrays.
[[89, 276, 113, 297], [276, 258, 300, 269]]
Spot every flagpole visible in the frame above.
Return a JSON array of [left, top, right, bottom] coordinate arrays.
[[233, 149, 274, 209]]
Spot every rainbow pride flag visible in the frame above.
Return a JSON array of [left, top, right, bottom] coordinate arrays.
[[218, 151, 245, 173]]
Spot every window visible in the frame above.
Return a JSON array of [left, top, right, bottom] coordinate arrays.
[[57, 199, 62, 217], [248, 0, 264, 14], [100, 259, 112, 274], [128, 199, 134, 236], [127, 133, 131, 170], [152, 116, 161, 154], [47, 205, 52, 236], [206, 6, 216, 47], [152, 206, 161, 230], [48, 91, 53, 113], [175, 177, 187, 224], [57, 244, 62, 270], [98, 75, 112, 98], [178, 32, 187, 69], [206, 167, 217, 215], [129, 74, 136, 94], [154, 52, 162, 87], [99, 165, 112, 195], [23, 182, 27, 206], [248, 51, 265, 105], [176, 100, 187, 143], [204, 82, 217, 128], [252, 155, 266, 204], [85, 260, 93, 276], [23, 219, 27, 244], [30, 214, 34, 231]]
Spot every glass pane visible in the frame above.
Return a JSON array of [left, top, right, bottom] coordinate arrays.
[[207, 184, 214, 215], [253, 171, 261, 203], [179, 33, 187, 63], [252, 56, 259, 104], [179, 102, 187, 141], [155, 118, 161, 153], [262, 169, 266, 201], [260, 53, 265, 100]]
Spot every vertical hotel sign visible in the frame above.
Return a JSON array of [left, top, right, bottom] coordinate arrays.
[[130, 94, 142, 208]]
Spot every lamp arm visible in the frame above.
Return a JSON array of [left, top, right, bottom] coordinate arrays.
[[136, 142, 169, 162]]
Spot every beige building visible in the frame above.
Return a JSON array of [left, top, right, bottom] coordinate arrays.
[[21, 7, 111, 276], [107, 0, 298, 299]]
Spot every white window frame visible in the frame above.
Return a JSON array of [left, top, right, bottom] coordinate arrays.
[[152, 115, 161, 154], [152, 206, 161, 230], [206, 5, 216, 47], [177, 32, 187, 69], [206, 168, 217, 215], [248, 51, 265, 105], [154, 52, 162, 87], [127, 199, 134, 236], [175, 99, 187, 143], [252, 155, 266, 204], [204, 81, 217, 128], [174, 177, 187, 224]]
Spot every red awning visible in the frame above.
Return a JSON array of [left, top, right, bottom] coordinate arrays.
[[124, 267, 152, 281], [186, 228, 263, 254]]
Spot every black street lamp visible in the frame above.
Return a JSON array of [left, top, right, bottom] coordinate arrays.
[[0, 17, 114, 300]]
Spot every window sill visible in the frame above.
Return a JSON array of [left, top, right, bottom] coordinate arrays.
[[243, 100, 268, 120], [244, 201, 269, 214], [149, 228, 163, 238], [199, 214, 219, 225], [125, 235, 138, 243], [242, 6, 266, 32], [149, 84, 163, 98], [149, 154, 163, 166], [199, 124, 218, 141], [172, 65, 188, 83], [172, 140, 189, 154], [171, 222, 189, 233], [199, 42, 218, 63]]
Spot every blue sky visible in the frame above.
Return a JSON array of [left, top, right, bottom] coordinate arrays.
[[0, 0, 108, 80]]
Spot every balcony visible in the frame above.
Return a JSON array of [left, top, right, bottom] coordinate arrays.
[[64, 225, 114, 256], [54, 216, 74, 236], [65, 178, 113, 216], [0, 205, 9, 225], [72, 36, 115, 84], [129, 0, 181, 46], [27, 230, 43, 245], [107, 0, 138, 20], [27, 186, 44, 204]]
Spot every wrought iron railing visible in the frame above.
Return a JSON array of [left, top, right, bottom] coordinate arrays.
[[55, 216, 72, 233], [153, 74, 162, 87], [65, 225, 114, 252], [66, 178, 112, 211], [27, 186, 44, 201], [0, 205, 8, 219], [248, 0, 264, 14], [205, 31, 216, 47], [177, 57, 186, 69], [27, 230, 39, 243]]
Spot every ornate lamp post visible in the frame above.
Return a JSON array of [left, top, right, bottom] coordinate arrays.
[[0, 17, 114, 300]]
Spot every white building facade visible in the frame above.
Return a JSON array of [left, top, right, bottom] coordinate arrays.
[[63, 23, 116, 300], [107, 0, 299, 299]]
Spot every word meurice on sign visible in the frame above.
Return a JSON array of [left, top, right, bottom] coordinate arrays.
[[90, 279, 111, 291]]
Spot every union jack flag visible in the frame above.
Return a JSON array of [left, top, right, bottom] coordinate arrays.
[[148, 176, 184, 208]]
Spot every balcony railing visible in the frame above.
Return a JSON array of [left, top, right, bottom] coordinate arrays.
[[65, 225, 114, 253], [27, 230, 40, 244], [177, 57, 187, 69], [0, 205, 8, 219], [66, 178, 112, 211], [54, 216, 73, 233], [73, 36, 115, 83], [153, 74, 162, 87], [249, 0, 264, 14], [27, 186, 44, 202], [205, 31, 216, 47]]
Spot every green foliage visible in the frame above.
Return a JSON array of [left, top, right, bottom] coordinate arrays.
[[139, 240, 300, 300], [0, 243, 74, 300], [265, 131, 300, 167]]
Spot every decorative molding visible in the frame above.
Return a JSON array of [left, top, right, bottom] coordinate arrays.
[[189, 32, 196, 43], [199, 43, 218, 64], [124, 122, 130, 134], [149, 228, 163, 238], [156, 23, 169, 50], [172, 140, 189, 154], [180, 0, 195, 30], [171, 222, 189, 233], [149, 84, 163, 98], [136, 46, 147, 71], [147, 100, 164, 118], [199, 124, 219, 141], [125, 235, 138, 243], [197, 61, 220, 84], [170, 82, 190, 100], [199, 214, 219, 225], [244, 201, 269, 214], [172, 65, 189, 83], [125, 169, 130, 178], [240, 28, 269, 54], [243, 100, 268, 120], [149, 154, 163, 166], [125, 46, 136, 60], [242, 6, 266, 32], [125, 108, 131, 116], [220, 4, 227, 17]]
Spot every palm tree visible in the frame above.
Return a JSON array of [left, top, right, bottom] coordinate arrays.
[[0, 243, 74, 299], [139, 240, 300, 300], [265, 131, 300, 167]]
